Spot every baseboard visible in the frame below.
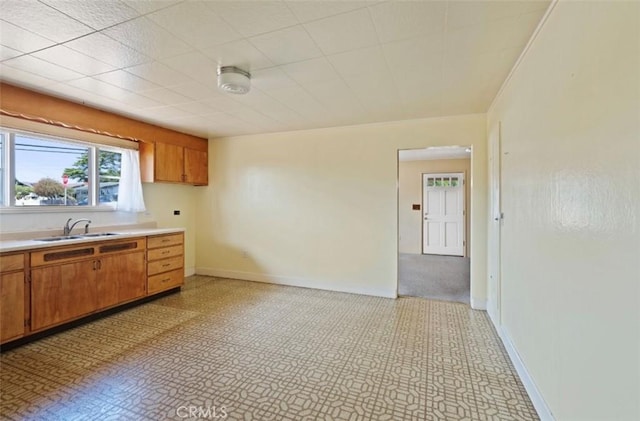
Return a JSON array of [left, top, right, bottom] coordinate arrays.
[[499, 327, 555, 421], [196, 267, 397, 299], [470, 297, 487, 310], [184, 266, 196, 277]]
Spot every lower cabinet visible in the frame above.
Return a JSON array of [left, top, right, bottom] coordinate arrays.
[[31, 260, 98, 331], [30, 238, 146, 332], [2, 232, 185, 345], [1, 270, 25, 343], [147, 233, 184, 294]]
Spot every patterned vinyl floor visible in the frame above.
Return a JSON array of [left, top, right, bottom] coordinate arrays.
[[0, 276, 538, 421]]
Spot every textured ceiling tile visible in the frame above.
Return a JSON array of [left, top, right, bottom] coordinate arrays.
[[200, 39, 274, 71], [40, 0, 140, 30], [138, 87, 191, 106], [33, 45, 115, 76], [1, 0, 93, 42], [328, 45, 388, 79], [121, 0, 183, 15], [304, 9, 378, 55], [286, 0, 370, 23], [280, 57, 340, 85], [3, 55, 84, 81], [0, 63, 58, 88], [94, 69, 160, 92], [160, 52, 218, 86], [0, 20, 56, 53], [124, 61, 186, 87], [64, 33, 152, 68], [368, 1, 446, 43], [0, 45, 22, 61], [251, 67, 298, 91], [103, 16, 193, 59], [447, 0, 550, 29], [208, 1, 299, 38], [170, 81, 224, 101], [250, 26, 322, 65], [381, 34, 443, 71], [147, 2, 242, 50]]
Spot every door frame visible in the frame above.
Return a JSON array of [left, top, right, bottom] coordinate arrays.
[[488, 122, 503, 326], [421, 172, 466, 257]]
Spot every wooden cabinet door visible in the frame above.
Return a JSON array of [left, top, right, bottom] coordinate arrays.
[[0, 272, 25, 342], [155, 142, 184, 182], [31, 261, 98, 331], [97, 252, 146, 309], [184, 147, 208, 185]]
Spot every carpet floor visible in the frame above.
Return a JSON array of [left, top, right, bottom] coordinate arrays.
[[398, 253, 470, 304]]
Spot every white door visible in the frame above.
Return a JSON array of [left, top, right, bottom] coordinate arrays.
[[422, 173, 465, 256], [488, 123, 502, 325]]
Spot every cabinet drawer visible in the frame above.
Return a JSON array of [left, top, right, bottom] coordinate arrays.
[[148, 268, 184, 294], [148, 256, 183, 276], [148, 245, 183, 261], [148, 233, 183, 249], [0, 253, 24, 272]]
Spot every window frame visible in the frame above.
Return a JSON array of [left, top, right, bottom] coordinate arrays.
[[0, 127, 125, 212]]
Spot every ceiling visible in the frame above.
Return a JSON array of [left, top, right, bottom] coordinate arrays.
[[0, 0, 550, 139]]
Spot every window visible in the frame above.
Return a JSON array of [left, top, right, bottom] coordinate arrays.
[[0, 128, 123, 208]]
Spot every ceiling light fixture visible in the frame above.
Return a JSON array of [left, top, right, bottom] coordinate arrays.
[[217, 66, 251, 94]]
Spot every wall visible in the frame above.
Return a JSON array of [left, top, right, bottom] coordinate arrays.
[[142, 183, 199, 275], [398, 158, 471, 255], [487, 1, 639, 420], [0, 183, 199, 276], [197, 114, 488, 305]]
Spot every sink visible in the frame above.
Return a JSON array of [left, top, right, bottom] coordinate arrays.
[[34, 235, 84, 242], [80, 232, 119, 238]]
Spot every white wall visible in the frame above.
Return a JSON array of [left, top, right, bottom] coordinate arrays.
[[142, 183, 199, 275], [488, 1, 640, 419], [196, 114, 488, 305]]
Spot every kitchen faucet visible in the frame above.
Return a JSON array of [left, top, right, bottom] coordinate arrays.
[[63, 218, 92, 236]]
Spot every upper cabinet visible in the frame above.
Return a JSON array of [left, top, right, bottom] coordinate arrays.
[[140, 139, 208, 186]]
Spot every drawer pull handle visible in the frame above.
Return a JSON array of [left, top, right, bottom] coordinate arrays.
[[100, 242, 137, 253], [44, 248, 94, 261], [162, 239, 170, 242], [162, 263, 171, 267], [161, 251, 170, 254], [161, 278, 171, 283]]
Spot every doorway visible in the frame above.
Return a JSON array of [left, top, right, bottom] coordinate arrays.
[[397, 147, 471, 304]]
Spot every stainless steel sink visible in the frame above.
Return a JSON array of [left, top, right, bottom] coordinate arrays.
[[80, 232, 119, 238], [34, 235, 84, 242]]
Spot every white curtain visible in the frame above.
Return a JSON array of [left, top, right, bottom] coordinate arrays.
[[117, 149, 146, 212]]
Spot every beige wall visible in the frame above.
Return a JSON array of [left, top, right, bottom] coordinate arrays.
[[197, 114, 488, 305], [487, 1, 639, 420], [399, 158, 471, 255], [142, 183, 199, 275]]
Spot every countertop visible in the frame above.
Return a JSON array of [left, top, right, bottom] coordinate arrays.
[[0, 228, 185, 253]]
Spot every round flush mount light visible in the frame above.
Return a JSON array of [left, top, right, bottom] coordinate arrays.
[[217, 66, 251, 94]]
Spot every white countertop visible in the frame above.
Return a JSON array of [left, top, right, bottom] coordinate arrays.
[[0, 228, 185, 253]]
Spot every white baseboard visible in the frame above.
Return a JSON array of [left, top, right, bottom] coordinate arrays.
[[195, 267, 397, 299], [470, 297, 487, 310], [184, 266, 196, 277], [499, 327, 555, 421]]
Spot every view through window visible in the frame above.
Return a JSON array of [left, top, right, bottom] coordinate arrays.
[[2, 129, 122, 207]]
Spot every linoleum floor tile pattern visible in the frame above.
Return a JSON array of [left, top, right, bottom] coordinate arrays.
[[0, 276, 538, 421]]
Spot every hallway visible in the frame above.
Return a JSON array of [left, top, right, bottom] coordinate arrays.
[[398, 253, 470, 304]]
